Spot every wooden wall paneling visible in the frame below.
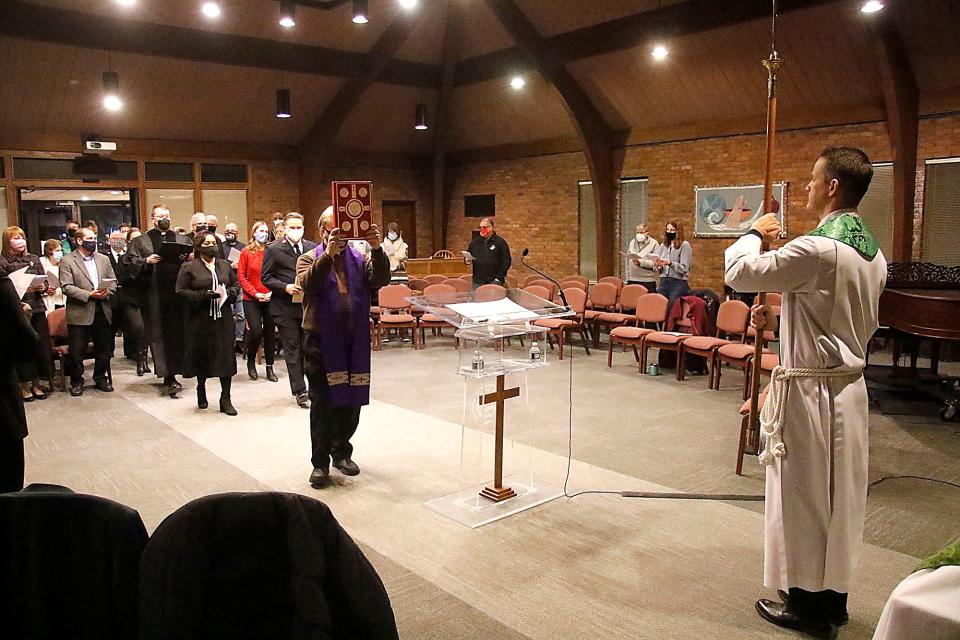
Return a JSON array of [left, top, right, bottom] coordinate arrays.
[[873, 19, 919, 262], [3, 154, 16, 226], [137, 159, 146, 229], [432, 0, 459, 252]]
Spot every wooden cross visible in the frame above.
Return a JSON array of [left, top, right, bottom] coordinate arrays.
[[479, 374, 520, 502]]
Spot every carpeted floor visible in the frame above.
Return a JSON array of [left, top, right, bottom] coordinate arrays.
[[21, 336, 960, 639]]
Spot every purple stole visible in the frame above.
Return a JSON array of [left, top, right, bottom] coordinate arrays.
[[311, 245, 372, 407]]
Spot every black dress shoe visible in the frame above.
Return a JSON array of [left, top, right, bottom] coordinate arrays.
[[136, 359, 146, 376], [197, 386, 208, 409], [265, 366, 278, 382], [219, 397, 238, 416], [247, 363, 258, 380], [142, 359, 151, 374], [94, 379, 114, 392], [296, 391, 310, 408], [167, 380, 182, 398], [309, 467, 329, 487], [756, 599, 837, 639], [70, 384, 84, 397], [777, 590, 849, 626], [332, 458, 360, 476]]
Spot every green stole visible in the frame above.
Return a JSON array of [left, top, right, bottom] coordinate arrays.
[[915, 538, 960, 573], [806, 212, 879, 260]]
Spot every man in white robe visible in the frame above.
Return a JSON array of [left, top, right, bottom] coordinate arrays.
[[725, 146, 887, 638]]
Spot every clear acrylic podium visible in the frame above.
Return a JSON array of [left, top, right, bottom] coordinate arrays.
[[409, 288, 573, 527]]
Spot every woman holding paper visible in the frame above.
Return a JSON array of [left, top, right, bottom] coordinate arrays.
[[0, 226, 54, 401], [39, 239, 66, 313], [176, 232, 241, 415]]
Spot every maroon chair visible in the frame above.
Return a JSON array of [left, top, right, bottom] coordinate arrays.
[[607, 293, 669, 369], [677, 300, 750, 387], [418, 283, 456, 347], [534, 287, 591, 359], [583, 282, 619, 347], [378, 284, 419, 349]]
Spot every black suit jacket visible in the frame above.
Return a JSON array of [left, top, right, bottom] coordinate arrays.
[[260, 239, 317, 319], [103, 250, 141, 306], [0, 275, 37, 440]]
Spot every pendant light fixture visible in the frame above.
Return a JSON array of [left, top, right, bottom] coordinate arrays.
[[278, 0, 296, 28], [276, 88, 292, 119], [414, 104, 428, 130], [103, 51, 123, 112], [352, 0, 368, 24]]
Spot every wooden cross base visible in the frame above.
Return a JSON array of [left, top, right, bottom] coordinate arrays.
[[480, 485, 517, 502]]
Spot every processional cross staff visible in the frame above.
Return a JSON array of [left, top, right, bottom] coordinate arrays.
[[479, 374, 520, 502], [747, 0, 784, 453]]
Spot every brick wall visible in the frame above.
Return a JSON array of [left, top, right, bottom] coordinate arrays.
[[299, 160, 433, 254], [440, 115, 960, 293], [249, 159, 300, 226]]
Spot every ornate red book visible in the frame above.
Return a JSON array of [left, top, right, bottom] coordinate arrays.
[[331, 181, 373, 240]]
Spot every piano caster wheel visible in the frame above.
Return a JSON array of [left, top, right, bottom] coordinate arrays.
[[940, 403, 959, 422]]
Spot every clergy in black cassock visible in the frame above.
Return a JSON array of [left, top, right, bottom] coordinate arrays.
[[123, 204, 192, 397]]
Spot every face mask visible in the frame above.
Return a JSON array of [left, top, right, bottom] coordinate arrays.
[[10, 238, 26, 252], [387, 232, 398, 241], [636, 233, 647, 243], [111, 241, 126, 253], [53, 250, 64, 261], [254, 230, 269, 244], [82, 239, 98, 252], [225, 233, 236, 242], [200, 245, 219, 258], [195, 224, 208, 234], [66, 228, 78, 238], [286, 228, 304, 243], [207, 225, 217, 233], [664, 231, 676, 242], [156, 218, 171, 231], [480, 228, 490, 238]]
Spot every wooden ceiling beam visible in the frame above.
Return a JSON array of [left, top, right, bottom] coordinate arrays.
[[457, 0, 836, 87], [872, 17, 919, 262], [298, 10, 423, 228], [0, 0, 438, 88], [484, 0, 624, 277]]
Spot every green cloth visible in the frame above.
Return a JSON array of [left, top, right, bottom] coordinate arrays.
[[915, 538, 960, 572], [807, 212, 880, 260]]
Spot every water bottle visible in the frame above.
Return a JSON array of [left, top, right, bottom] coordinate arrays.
[[472, 348, 484, 372], [529, 341, 542, 362]]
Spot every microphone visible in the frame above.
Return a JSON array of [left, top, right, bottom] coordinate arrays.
[[520, 248, 568, 309]]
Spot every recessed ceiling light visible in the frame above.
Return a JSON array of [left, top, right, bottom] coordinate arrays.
[[860, 1, 884, 13], [110, 190, 123, 195], [69, 78, 80, 86], [651, 44, 669, 60], [399, 0, 418, 9], [81, 196, 90, 201], [201, 2, 221, 19], [116, 0, 137, 7], [103, 95, 123, 111], [510, 75, 525, 90]]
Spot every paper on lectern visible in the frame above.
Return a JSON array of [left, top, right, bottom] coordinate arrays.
[[446, 298, 538, 322]]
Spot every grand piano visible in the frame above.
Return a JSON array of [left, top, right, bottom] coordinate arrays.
[[877, 262, 960, 420]]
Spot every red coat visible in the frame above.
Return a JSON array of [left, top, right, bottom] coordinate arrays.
[[665, 295, 715, 336], [237, 247, 270, 301]]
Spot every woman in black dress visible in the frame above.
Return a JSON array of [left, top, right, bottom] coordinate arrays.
[[0, 226, 54, 401], [176, 233, 240, 415]]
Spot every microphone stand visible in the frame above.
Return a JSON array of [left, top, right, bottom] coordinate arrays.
[[520, 255, 568, 310]]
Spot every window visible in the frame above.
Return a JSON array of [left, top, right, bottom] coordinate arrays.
[[619, 178, 649, 278], [857, 164, 894, 260], [200, 163, 247, 183], [13, 157, 137, 181], [146, 162, 194, 182], [464, 194, 495, 218], [146, 188, 195, 232], [578, 181, 597, 280], [921, 159, 960, 266], [202, 190, 248, 235]]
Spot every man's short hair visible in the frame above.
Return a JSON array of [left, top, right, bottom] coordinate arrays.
[[151, 204, 169, 216], [83, 219, 98, 230], [819, 146, 874, 206], [318, 206, 334, 228], [284, 211, 304, 224], [480, 217, 494, 228]]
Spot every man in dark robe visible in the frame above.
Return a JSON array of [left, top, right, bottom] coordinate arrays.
[[296, 208, 389, 487], [0, 273, 38, 493], [123, 204, 191, 397]]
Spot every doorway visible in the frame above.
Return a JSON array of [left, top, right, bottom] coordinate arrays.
[[18, 188, 137, 254], [382, 200, 417, 258]]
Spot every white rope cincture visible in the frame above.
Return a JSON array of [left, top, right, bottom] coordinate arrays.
[[757, 364, 863, 466]]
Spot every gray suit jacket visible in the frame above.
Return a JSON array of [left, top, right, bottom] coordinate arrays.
[[59, 250, 117, 326]]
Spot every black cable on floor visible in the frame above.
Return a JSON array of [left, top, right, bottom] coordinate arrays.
[[868, 474, 960, 493], [560, 330, 763, 503]]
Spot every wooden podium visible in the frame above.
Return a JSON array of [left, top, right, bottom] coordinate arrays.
[[404, 257, 467, 278]]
